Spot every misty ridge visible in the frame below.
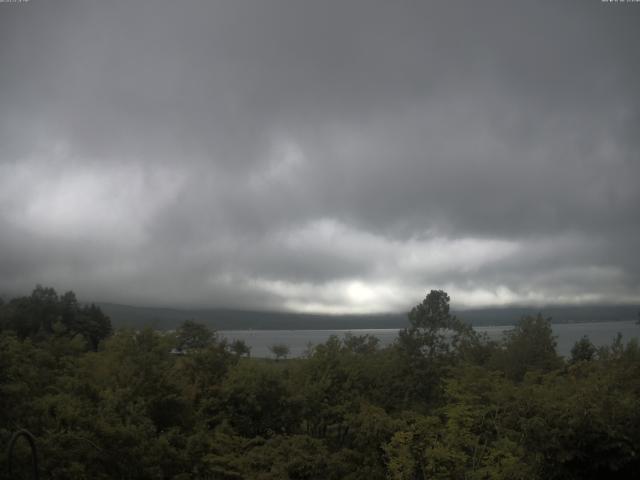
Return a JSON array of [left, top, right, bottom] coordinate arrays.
[[2, 0, 640, 479], [96, 302, 640, 331]]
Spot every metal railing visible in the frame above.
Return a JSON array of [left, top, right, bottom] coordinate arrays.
[[6, 429, 39, 480]]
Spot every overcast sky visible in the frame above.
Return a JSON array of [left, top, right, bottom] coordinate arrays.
[[1, 0, 639, 313]]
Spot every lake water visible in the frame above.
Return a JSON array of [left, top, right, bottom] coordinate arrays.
[[220, 321, 639, 358]]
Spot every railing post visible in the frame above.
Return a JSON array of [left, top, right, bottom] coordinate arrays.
[[7, 429, 39, 480]]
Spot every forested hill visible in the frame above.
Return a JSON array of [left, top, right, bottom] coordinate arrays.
[[96, 303, 408, 330], [97, 302, 640, 330]]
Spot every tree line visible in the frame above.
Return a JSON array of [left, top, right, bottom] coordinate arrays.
[[1, 287, 639, 479]]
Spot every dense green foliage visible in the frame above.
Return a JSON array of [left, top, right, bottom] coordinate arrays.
[[1, 288, 639, 479]]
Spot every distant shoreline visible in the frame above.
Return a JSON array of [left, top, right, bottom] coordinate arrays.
[[98, 302, 639, 331], [216, 320, 640, 358]]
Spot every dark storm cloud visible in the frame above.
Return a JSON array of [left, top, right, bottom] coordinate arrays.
[[1, 0, 639, 312]]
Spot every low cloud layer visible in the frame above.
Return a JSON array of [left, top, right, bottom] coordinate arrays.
[[1, 0, 639, 313]]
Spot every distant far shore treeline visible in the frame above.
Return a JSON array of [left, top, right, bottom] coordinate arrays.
[[95, 302, 640, 331], [1, 286, 638, 331]]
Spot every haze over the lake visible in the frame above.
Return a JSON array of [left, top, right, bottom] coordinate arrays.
[[1, 0, 639, 313]]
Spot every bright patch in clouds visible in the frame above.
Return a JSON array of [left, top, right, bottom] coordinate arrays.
[[250, 277, 408, 314], [247, 219, 525, 313], [1, 153, 185, 245], [282, 218, 520, 277]]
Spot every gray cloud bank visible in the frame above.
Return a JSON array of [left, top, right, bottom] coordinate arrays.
[[1, 0, 639, 313]]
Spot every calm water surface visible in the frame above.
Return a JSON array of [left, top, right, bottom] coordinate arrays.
[[221, 321, 639, 358]]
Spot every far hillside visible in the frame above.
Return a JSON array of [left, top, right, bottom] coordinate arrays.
[[96, 303, 640, 330]]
